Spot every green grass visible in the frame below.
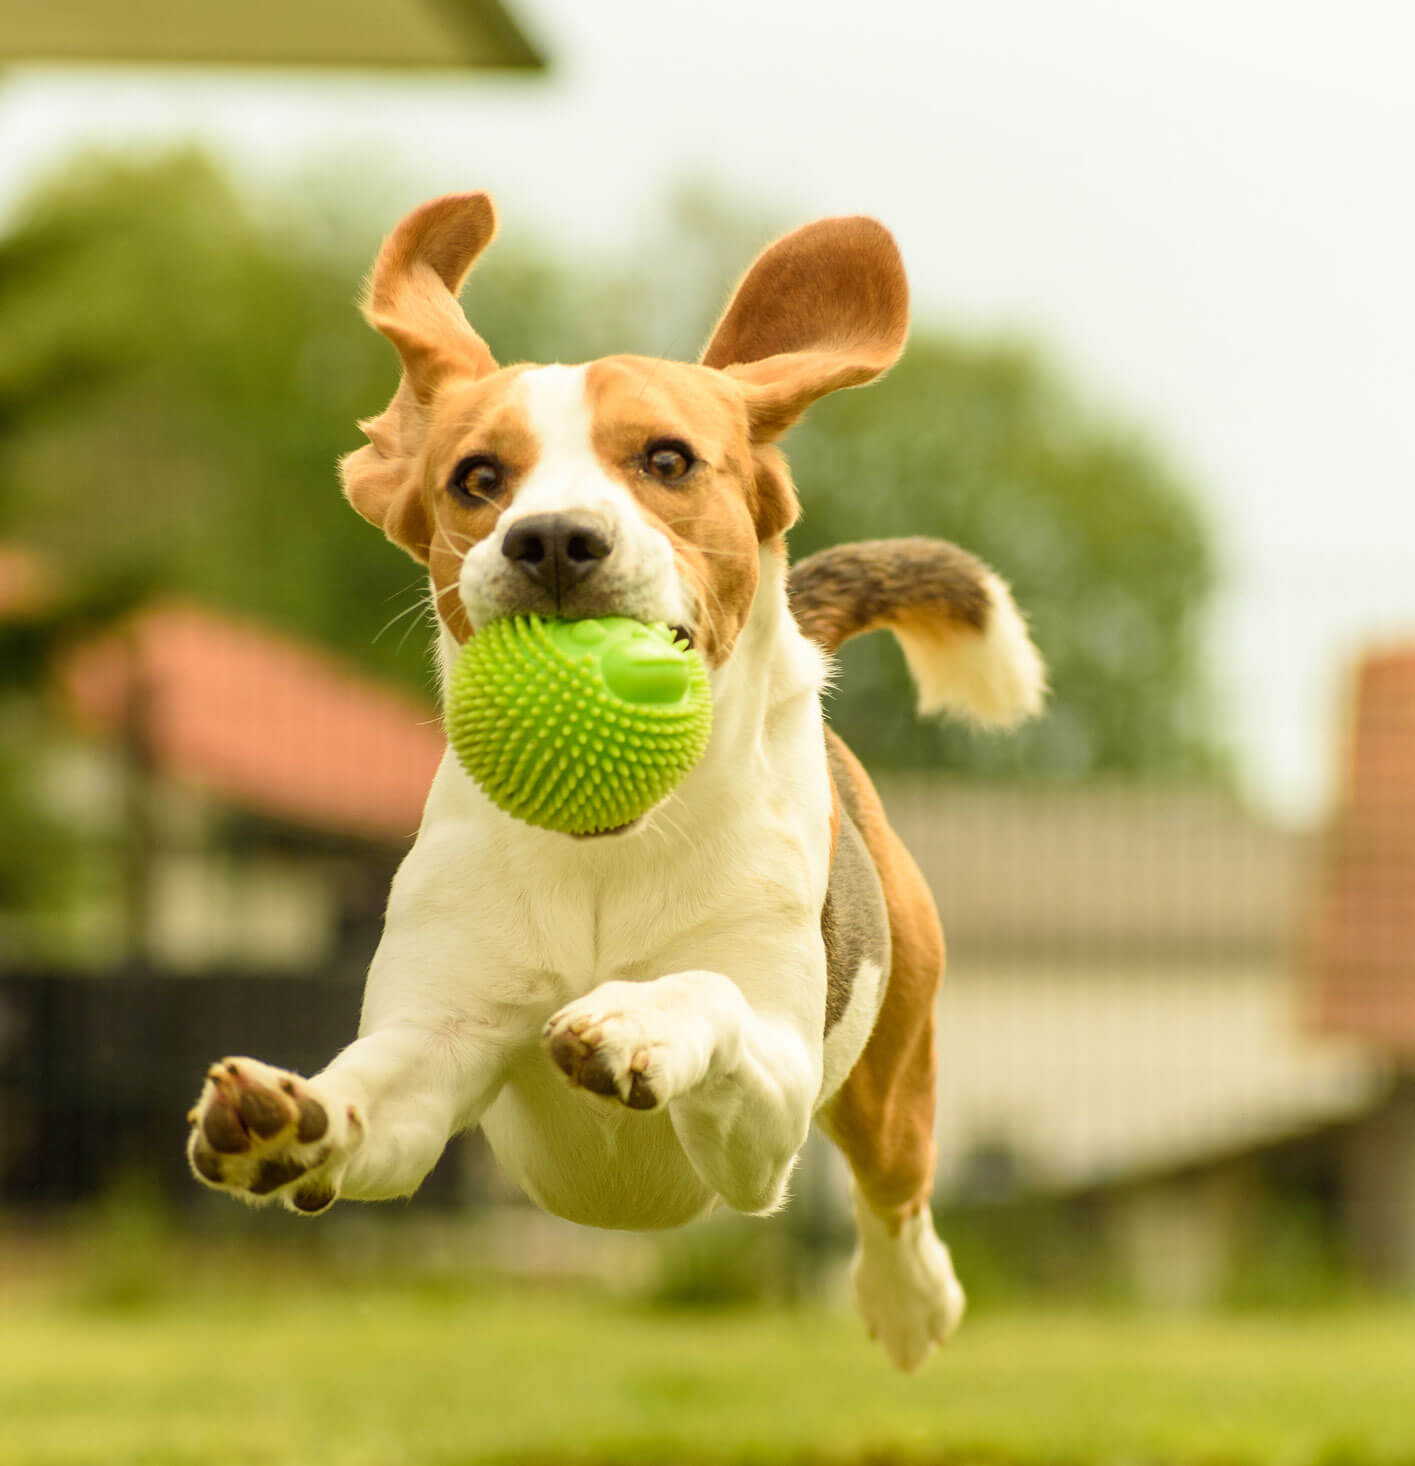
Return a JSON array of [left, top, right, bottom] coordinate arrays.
[[3, 1259, 1413, 1466]]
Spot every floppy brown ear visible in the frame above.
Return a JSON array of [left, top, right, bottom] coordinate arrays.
[[701, 215, 908, 441], [340, 192, 500, 562], [339, 378, 434, 560], [364, 191, 499, 399]]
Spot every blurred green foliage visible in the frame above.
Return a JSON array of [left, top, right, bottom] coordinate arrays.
[[648, 1212, 802, 1309], [64, 1171, 175, 1315], [791, 346, 1220, 776], [0, 148, 1219, 778]]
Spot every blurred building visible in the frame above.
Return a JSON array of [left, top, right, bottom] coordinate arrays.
[[1309, 648, 1415, 1286], [59, 598, 441, 971], [0, 542, 439, 970], [880, 645, 1415, 1300], [1, 546, 446, 1205], [899, 783, 1377, 1197], [4, 539, 1414, 1296]]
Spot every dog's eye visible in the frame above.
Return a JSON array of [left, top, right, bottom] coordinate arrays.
[[645, 440, 694, 484], [450, 455, 503, 503]]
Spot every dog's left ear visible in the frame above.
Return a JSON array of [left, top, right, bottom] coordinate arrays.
[[340, 193, 499, 562], [701, 216, 909, 441]]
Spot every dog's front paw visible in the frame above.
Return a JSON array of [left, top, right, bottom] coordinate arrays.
[[544, 981, 713, 1111], [186, 1057, 362, 1215]]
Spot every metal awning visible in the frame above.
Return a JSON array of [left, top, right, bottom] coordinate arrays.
[[0, 0, 546, 71]]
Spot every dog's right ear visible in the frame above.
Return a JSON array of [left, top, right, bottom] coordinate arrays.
[[340, 193, 499, 562]]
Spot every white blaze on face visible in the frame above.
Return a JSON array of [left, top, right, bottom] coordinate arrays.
[[457, 364, 688, 630], [506, 366, 605, 520]]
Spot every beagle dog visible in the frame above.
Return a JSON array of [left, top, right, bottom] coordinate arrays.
[[187, 193, 1045, 1371]]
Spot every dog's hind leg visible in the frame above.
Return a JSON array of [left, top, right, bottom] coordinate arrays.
[[818, 733, 966, 1372]]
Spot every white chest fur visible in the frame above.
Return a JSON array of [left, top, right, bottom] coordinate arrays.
[[355, 552, 852, 1227]]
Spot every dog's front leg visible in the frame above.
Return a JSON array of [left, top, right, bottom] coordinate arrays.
[[545, 970, 820, 1215], [186, 813, 535, 1213], [187, 1017, 510, 1214]]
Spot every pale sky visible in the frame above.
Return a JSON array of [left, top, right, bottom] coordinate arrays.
[[2, 0, 1412, 820]]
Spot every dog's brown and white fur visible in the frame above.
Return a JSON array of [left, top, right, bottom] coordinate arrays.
[[186, 194, 1045, 1371]]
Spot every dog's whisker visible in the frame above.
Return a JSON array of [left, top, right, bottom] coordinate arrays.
[[373, 589, 434, 646], [433, 525, 483, 552], [395, 595, 439, 656], [648, 799, 693, 851], [681, 567, 728, 649], [633, 357, 666, 404], [384, 574, 429, 603]]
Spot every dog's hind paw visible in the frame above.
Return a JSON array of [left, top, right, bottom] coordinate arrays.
[[850, 1190, 967, 1372], [186, 1057, 361, 1215]]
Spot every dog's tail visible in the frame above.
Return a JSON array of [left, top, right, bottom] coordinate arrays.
[[788, 538, 1046, 728]]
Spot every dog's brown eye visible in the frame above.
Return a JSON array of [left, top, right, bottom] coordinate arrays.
[[645, 440, 694, 484], [450, 455, 503, 503]]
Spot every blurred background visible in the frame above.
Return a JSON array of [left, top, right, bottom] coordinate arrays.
[[1, 3, 1413, 1464]]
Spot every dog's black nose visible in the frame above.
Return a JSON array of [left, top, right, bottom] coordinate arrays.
[[501, 512, 615, 600]]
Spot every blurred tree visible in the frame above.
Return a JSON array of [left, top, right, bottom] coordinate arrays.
[[0, 149, 1219, 781], [788, 343, 1219, 776], [1, 150, 436, 694], [0, 550, 146, 951]]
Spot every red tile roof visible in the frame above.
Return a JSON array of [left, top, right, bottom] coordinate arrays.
[[60, 601, 443, 845], [0, 543, 60, 619], [1311, 646, 1415, 1053]]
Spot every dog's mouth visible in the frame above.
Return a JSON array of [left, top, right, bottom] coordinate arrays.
[[553, 623, 697, 843], [571, 816, 645, 841]]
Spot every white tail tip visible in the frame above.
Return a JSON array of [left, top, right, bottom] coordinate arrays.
[[892, 571, 1046, 728]]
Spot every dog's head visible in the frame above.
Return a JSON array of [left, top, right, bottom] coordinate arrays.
[[341, 193, 908, 666]]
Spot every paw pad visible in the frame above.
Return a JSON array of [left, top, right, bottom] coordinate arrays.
[[239, 1088, 292, 1140], [186, 1057, 339, 1212], [546, 1024, 661, 1110]]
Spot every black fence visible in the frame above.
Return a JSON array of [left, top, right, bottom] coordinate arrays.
[[0, 971, 463, 1208]]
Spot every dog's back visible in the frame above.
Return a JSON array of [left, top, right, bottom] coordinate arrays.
[[789, 537, 1043, 1364], [785, 537, 1043, 1107]]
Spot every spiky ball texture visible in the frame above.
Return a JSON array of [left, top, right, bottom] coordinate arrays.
[[445, 615, 712, 835]]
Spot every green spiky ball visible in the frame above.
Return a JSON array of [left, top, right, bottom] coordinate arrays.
[[446, 615, 712, 835]]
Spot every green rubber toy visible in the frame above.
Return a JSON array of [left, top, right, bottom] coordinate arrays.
[[445, 615, 713, 835]]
